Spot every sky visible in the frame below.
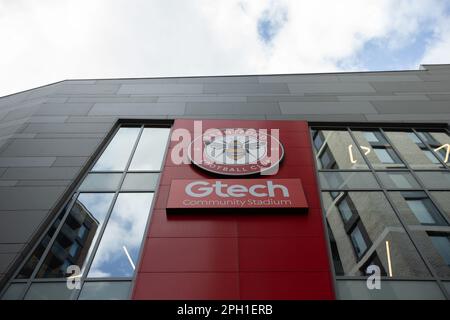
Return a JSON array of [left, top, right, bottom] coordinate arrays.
[[0, 0, 450, 97]]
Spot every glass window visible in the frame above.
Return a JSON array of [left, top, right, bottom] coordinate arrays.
[[313, 130, 368, 170], [337, 195, 356, 222], [78, 281, 131, 300], [88, 193, 154, 278], [24, 283, 77, 300], [319, 172, 379, 190], [429, 234, 450, 266], [92, 127, 140, 171], [416, 172, 450, 189], [1, 283, 27, 300], [377, 172, 420, 189], [79, 173, 122, 191], [36, 193, 114, 278], [322, 191, 430, 278], [385, 131, 444, 169], [129, 128, 170, 171], [352, 130, 404, 169], [392, 192, 447, 226], [350, 223, 369, 258], [121, 173, 159, 191]]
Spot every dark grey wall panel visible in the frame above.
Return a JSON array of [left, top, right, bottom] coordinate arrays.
[[0, 157, 56, 167], [0, 186, 66, 210], [1, 167, 80, 180], [203, 83, 289, 94], [288, 82, 375, 94], [0, 211, 48, 243], [89, 103, 185, 116], [371, 81, 450, 93], [23, 123, 112, 134], [186, 102, 280, 115], [372, 101, 450, 114], [36, 103, 94, 116], [0, 139, 101, 157], [118, 84, 203, 95], [280, 101, 376, 114]]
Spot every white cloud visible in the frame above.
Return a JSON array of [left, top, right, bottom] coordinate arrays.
[[0, 0, 449, 97]]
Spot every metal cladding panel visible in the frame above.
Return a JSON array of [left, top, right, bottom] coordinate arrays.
[[132, 119, 335, 300]]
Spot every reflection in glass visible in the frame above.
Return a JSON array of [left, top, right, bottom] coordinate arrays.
[[79, 173, 122, 191], [323, 191, 430, 277], [1, 283, 27, 300], [385, 131, 443, 169], [16, 206, 68, 279], [78, 281, 131, 300], [122, 173, 159, 191], [319, 172, 379, 190], [429, 192, 450, 221], [377, 172, 420, 189], [88, 193, 154, 278], [416, 172, 450, 189], [129, 128, 170, 171], [24, 282, 77, 300], [415, 131, 450, 166], [352, 130, 404, 169], [36, 193, 114, 278], [429, 234, 450, 266], [312, 130, 368, 170], [92, 127, 140, 171]]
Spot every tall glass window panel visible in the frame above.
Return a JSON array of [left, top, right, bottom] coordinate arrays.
[[429, 234, 450, 266], [36, 193, 114, 278], [377, 172, 421, 189], [385, 131, 443, 170], [322, 191, 430, 278], [313, 130, 368, 170], [390, 192, 447, 226], [415, 131, 450, 167], [429, 192, 450, 223], [352, 130, 404, 169], [87, 193, 154, 278], [92, 127, 140, 171], [129, 128, 170, 171], [319, 172, 379, 190]]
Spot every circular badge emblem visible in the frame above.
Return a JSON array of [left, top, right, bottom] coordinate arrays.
[[188, 128, 284, 176]]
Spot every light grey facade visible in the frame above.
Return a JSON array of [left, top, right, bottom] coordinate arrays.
[[1, 64, 450, 296]]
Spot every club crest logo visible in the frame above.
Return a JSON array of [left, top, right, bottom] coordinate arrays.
[[188, 128, 284, 176]]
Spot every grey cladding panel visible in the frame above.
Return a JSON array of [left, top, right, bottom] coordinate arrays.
[[280, 101, 376, 114], [371, 81, 450, 93], [372, 101, 450, 114], [89, 103, 185, 116], [203, 83, 289, 94], [0, 186, 66, 210], [186, 102, 281, 115], [56, 84, 119, 94], [1, 167, 80, 180], [1, 139, 101, 157], [338, 75, 421, 82], [247, 95, 339, 102], [0, 210, 49, 243], [36, 103, 93, 116], [258, 75, 339, 83], [23, 123, 112, 134], [118, 84, 203, 95], [0, 157, 56, 167], [288, 82, 375, 94]]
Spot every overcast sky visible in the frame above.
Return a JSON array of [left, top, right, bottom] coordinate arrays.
[[1, 0, 450, 97]]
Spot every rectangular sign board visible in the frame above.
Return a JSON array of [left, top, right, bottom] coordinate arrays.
[[166, 179, 308, 212]]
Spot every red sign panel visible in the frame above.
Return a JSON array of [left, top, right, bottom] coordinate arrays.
[[166, 179, 308, 211]]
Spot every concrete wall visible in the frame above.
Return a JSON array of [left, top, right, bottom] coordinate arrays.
[[0, 64, 450, 285]]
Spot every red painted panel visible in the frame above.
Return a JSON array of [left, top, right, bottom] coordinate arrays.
[[140, 237, 239, 272], [132, 119, 334, 300], [239, 272, 334, 300], [239, 237, 330, 272], [134, 273, 239, 300]]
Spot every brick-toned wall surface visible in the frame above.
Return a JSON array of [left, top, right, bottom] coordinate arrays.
[[0, 64, 449, 286]]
